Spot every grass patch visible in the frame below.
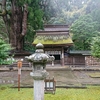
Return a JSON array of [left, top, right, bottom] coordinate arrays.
[[88, 72, 100, 78], [0, 85, 100, 100]]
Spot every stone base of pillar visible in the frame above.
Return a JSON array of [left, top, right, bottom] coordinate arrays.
[[62, 58, 64, 66], [30, 70, 49, 100], [34, 80, 44, 100], [52, 61, 54, 66]]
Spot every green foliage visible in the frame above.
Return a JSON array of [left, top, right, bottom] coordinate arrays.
[[69, 1, 100, 50], [86, 0, 100, 14], [0, 37, 12, 65], [70, 14, 99, 50], [27, 0, 43, 30], [4, 0, 100, 51], [25, 0, 43, 51], [44, 0, 100, 26], [91, 36, 100, 58], [41, 0, 57, 23], [15, 0, 43, 30], [45, 0, 90, 24], [90, 9, 100, 31], [0, 17, 9, 43], [2, 0, 43, 51], [24, 25, 35, 52]]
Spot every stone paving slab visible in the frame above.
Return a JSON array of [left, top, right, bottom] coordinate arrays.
[[0, 69, 100, 87], [1, 66, 100, 71]]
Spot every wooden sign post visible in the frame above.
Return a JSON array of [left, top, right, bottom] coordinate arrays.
[[17, 60, 23, 91]]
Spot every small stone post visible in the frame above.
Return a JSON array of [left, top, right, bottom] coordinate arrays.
[[25, 43, 54, 100]]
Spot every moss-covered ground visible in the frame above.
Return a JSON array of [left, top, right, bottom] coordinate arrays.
[[0, 85, 100, 100]]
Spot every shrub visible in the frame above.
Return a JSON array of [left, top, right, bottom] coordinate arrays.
[[0, 37, 12, 65]]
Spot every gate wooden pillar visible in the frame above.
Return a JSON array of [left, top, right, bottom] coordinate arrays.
[[61, 47, 64, 66]]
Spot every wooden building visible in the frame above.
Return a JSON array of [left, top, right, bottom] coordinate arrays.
[[66, 50, 100, 67], [65, 51, 89, 67], [33, 25, 73, 66]]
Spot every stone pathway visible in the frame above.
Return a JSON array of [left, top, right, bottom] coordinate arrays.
[[0, 70, 100, 87]]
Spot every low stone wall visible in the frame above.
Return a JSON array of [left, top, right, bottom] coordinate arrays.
[[85, 56, 100, 66]]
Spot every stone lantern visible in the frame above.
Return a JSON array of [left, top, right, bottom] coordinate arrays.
[[25, 43, 54, 100]]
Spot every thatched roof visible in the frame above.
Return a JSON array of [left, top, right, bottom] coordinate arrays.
[[33, 25, 73, 46]]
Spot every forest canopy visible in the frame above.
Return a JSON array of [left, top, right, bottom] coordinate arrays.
[[43, 0, 100, 50], [0, 0, 100, 51]]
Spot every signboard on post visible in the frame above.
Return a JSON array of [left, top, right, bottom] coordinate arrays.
[[44, 77, 56, 94], [17, 59, 23, 91]]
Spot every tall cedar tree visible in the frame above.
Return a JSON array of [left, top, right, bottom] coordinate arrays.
[[0, 0, 43, 52]]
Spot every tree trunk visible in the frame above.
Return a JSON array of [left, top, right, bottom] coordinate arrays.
[[0, 0, 28, 52]]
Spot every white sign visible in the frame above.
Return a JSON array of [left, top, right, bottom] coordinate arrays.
[[46, 82, 53, 89], [45, 51, 61, 54], [18, 68, 21, 75]]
